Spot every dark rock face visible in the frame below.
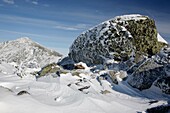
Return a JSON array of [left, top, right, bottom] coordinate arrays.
[[69, 14, 166, 66], [128, 62, 165, 90], [57, 57, 75, 70], [155, 76, 170, 94], [146, 104, 170, 113], [17, 90, 30, 96]]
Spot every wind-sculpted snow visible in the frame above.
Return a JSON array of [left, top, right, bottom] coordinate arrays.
[[0, 62, 169, 113]]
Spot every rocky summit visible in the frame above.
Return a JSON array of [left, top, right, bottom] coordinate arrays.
[[69, 14, 167, 66]]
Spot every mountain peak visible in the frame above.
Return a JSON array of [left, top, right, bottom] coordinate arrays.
[[15, 37, 33, 43], [0, 37, 62, 68]]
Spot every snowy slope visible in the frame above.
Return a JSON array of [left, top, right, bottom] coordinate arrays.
[[0, 62, 169, 113]]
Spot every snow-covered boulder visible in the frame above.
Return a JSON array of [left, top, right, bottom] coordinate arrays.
[[69, 14, 167, 66]]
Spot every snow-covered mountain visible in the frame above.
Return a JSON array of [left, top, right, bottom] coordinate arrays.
[[0, 37, 62, 69], [0, 15, 170, 113]]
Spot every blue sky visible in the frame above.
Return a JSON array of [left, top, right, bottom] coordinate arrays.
[[0, 0, 170, 55]]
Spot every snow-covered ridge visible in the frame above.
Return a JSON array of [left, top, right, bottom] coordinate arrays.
[[0, 37, 62, 70]]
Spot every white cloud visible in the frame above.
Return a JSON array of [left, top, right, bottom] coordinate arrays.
[[0, 28, 73, 42], [0, 29, 45, 37], [2, 0, 14, 4], [0, 14, 90, 31], [25, 0, 39, 5], [54, 25, 79, 31], [32, 1, 38, 5], [0, 14, 61, 28], [54, 24, 90, 31]]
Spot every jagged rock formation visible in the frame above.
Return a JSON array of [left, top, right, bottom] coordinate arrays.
[[0, 37, 62, 69], [128, 46, 170, 92], [69, 14, 167, 66]]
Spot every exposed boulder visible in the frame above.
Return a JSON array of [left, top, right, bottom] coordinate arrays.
[[37, 63, 61, 77], [17, 90, 30, 96], [57, 57, 75, 70], [75, 64, 85, 69], [146, 104, 170, 113], [69, 14, 167, 66], [99, 70, 127, 85], [128, 63, 165, 90]]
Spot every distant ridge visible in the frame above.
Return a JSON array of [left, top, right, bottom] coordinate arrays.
[[0, 37, 62, 68]]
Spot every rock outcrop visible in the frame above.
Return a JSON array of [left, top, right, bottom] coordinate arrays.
[[57, 57, 75, 70], [37, 63, 61, 77], [127, 59, 165, 90], [128, 46, 170, 92], [69, 14, 167, 66]]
